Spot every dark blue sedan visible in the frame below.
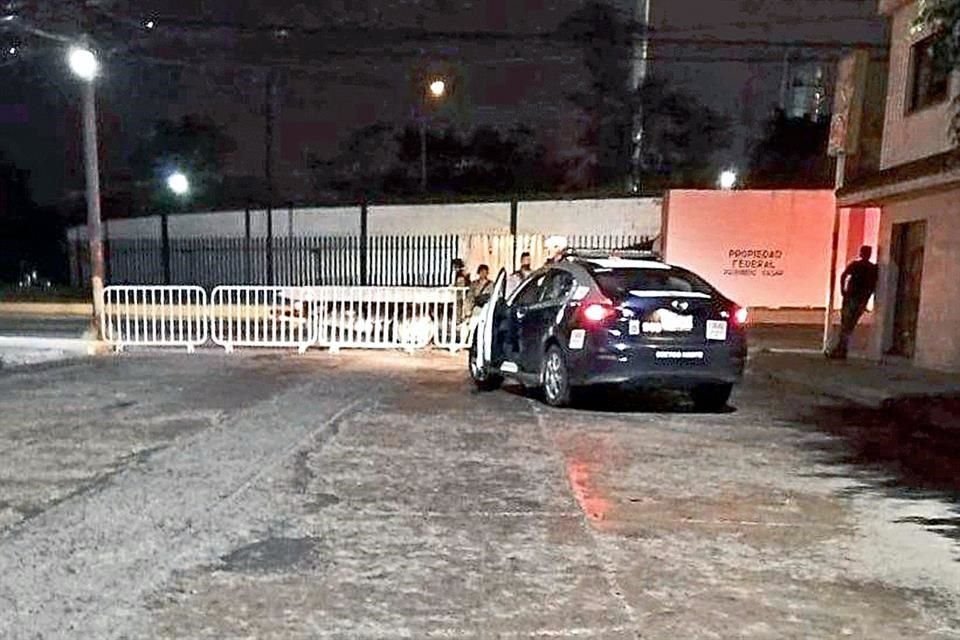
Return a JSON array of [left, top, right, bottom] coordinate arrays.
[[469, 250, 748, 409]]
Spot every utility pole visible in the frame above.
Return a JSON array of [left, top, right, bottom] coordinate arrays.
[[630, 0, 652, 192], [823, 152, 846, 351], [81, 79, 105, 337], [419, 77, 447, 192], [67, 46, 105, 339], [265, 69, 278, 285], [420, 118, 428, 192]]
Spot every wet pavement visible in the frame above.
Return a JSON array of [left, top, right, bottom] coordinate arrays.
[[0, 350, 958, 638]]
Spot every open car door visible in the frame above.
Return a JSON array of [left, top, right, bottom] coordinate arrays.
[[470, 268, 508, 389]]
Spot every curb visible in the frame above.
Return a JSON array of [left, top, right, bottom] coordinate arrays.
[[0, 336, 104, 355], [0, 302, 92, 317], [760, 368, 891, 408]]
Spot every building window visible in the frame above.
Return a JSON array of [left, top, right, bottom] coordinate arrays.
[[908, 34, 950, 113]]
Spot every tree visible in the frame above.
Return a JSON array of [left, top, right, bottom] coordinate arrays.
[[559, 1, 636, 188], [129, 115, 236, 210], [0, 157, 65, 283], [319, 122, 403, 200], [318, 123, 556, 199], [747, 110, 834, 188], [637, 77, 733, 188], [915, 0, 960, 142]]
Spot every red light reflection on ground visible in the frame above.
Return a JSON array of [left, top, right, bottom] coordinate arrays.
[[566, 458, 612, 523]]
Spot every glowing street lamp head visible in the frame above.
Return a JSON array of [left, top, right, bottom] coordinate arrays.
[[429, 79, 446, 98], [67, 46, 99, 81], [167, 172, 189, 196], [719, 169, 738, 190]]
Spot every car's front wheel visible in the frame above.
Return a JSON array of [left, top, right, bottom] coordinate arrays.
[[690, 383, 733, 412], [541, 345, 572, 407], [469, 333, 502, 392]]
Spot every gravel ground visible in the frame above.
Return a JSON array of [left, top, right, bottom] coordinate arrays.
[[0, 350, 958, 639]]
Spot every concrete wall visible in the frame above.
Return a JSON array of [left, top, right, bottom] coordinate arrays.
[[663, 190, 879, 309], [880, 1, 959, 169], [368, 203, 509, 235], [68, 198, 663, 241], [290, 208, 359, 237], [870, 189, 960, 372], [516, 198, 662, 236]]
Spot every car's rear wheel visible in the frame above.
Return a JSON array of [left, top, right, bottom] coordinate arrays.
[[469, 333, 502, 391], [690, 383, 733, 411], [542, 346, 571, 407]]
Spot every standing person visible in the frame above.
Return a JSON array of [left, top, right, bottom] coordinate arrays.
[[829, 245, 879, 360], [463, 264, 493, 330], [507, 252, 533, 294], [469, 264, 494, 307], [451, 258, 470, 288], [516, 252, 533, 278], [544, 236, 568, 265]]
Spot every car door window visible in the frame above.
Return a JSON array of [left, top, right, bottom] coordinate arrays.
[[538, 271, 575, 304], [513, 274, 547, 307]]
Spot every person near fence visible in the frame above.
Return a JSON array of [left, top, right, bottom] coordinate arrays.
[[827, 245, 879, 360], [460, 264, 489, 323], [451, 258, 470, 288], [469, 264, 493, 307], [507, 252, 533, 295], [544, 236, 568, 265]]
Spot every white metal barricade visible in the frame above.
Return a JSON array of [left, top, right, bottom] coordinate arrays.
[[311, 286, 469, 352], [210, 286, 318, 353], [102, 286, 208, 352], [432, 287, 472, 351]]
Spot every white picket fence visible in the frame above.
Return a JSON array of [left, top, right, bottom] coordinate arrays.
[[101, 285, 473, 353]]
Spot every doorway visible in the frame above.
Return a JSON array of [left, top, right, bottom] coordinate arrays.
[[888, 220, 926, 358]]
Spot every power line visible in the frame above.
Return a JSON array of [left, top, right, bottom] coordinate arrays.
[[24, 4, 887, 52], [1, 7, 888, 79]]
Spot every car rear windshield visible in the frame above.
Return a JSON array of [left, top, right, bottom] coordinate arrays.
[[590, 267, 714, 300]]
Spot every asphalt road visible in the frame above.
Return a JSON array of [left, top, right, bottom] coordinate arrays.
[[0, 351, 958, 638]]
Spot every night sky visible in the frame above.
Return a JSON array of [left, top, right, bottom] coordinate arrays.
[[0, 1, 887, 205]]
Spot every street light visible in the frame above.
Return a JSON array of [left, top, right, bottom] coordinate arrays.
[[67, 46, 99, 81], [421, 77, 447, 191], [719, 169, 738, 190], [67, 45, 105, 340], [429, 79, 446, 99], [167, 171, 190, 196]]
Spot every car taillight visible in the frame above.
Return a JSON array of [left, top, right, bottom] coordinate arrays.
[[583, 303, 616, 324], [734, 307, 749, 325]]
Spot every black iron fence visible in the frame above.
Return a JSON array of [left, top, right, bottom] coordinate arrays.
[[72, 232, 655, 289]]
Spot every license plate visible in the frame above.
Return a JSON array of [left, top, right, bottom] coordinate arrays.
[[706, 320, 728, 341], [656, 309, 694, 333], [569, 329, 586, 350]]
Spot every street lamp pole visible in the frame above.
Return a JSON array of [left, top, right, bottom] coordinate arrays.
[[420, 78, 446, 192], [420, 118, 428, 191], [71, 48, 105, 339]]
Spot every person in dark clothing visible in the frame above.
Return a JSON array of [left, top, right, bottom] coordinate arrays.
[[829, 245, 879, 359], [451, 258, 470, 288], [469, 264, 493, 307], [507, 252, 533, 294]]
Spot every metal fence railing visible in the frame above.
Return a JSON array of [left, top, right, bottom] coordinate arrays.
[[312, 286, 471, 352], [78, 232, 655, 289], [101, 286, 208, 352], [209, 286, 318, 353], [92, 234, 460, 289]]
